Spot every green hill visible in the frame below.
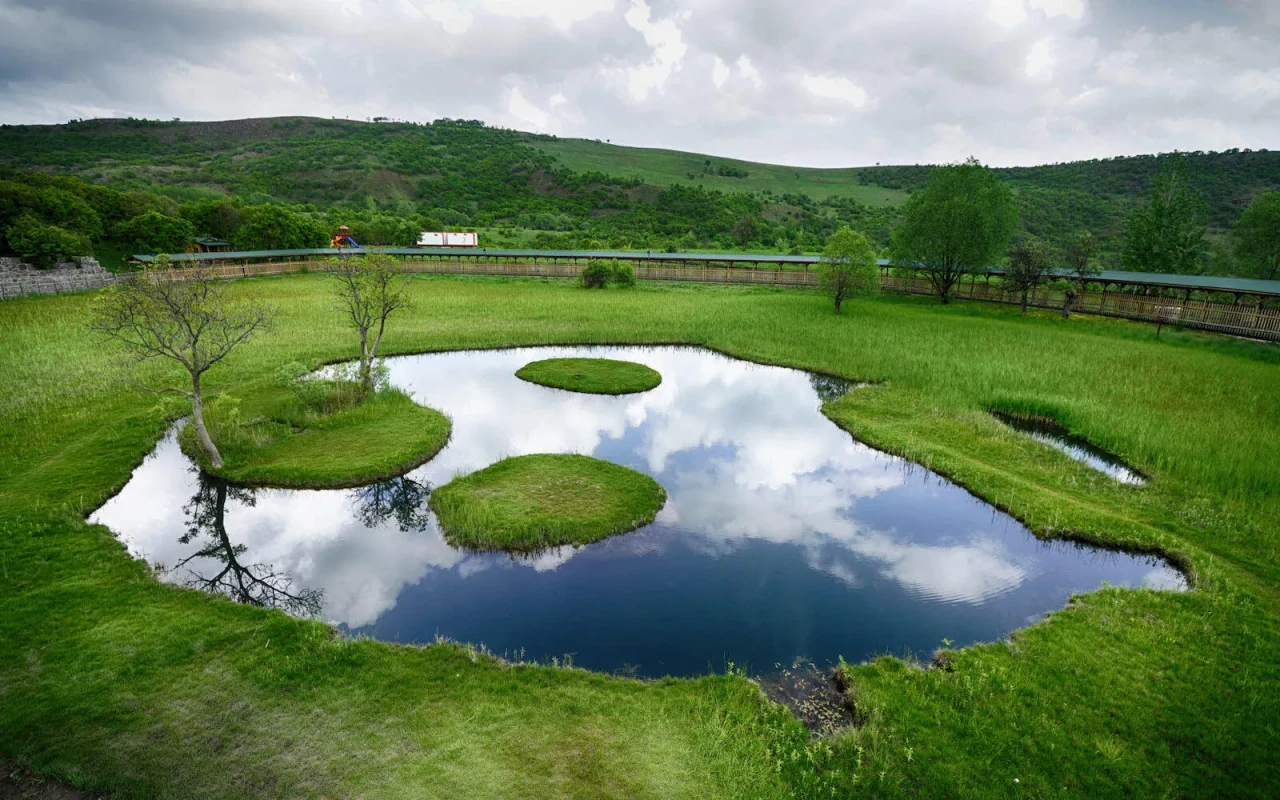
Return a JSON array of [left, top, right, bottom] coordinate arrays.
[[528, 137, 910, 206], [1, 116, 1277, 271]]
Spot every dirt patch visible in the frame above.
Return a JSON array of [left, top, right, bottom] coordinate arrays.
[[758, 658, 861, 736], [0, 762, 107, 800]]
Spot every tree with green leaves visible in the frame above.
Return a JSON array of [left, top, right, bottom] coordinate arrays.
[[1121, 154, 1207, 275], [1004, 235, 1054, 314], [818, 227, 880, 313], [6, 214, 92, 267], [112, 211, 196, 254], [89, 257, 276, 468], [232, 205, 328, 251], [331, 254, 411, 394], [890, 158, 1018, 304], [1062, 231, 1100, 317], [1234, 191, 1280, 281], [732, 215, 759, 247], [182, 198, 242, 241]]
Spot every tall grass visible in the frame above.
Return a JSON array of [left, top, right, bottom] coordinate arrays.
[[1, 273, 1278, 798], [5, 275, 1274, 498]]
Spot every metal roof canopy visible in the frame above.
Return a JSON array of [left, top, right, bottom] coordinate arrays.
[[130, 248, 1280, 298]]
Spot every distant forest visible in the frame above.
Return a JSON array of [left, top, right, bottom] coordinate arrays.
[[1, 116, 1277, 275]]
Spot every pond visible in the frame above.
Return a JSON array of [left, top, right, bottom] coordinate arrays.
[[91, 346, 1183, 679], [992, 412, 1147, 485]]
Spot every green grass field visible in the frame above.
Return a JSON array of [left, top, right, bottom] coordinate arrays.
[[531, 138, 911, 206], [1, 274, 1279, 798]]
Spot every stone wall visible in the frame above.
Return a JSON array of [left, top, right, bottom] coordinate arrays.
[[0, 257, 118, 300]]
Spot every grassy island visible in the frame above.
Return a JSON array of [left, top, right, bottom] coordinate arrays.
[[430, 453, 666, 551], [516, 357, 662, 395], [180, 379, 451, 488]]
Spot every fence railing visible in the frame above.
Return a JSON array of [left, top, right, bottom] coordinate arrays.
[[128, 256, 1280, 343], [880, 275, 1280, 340]]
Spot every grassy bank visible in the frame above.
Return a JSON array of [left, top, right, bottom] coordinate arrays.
[[1, 274, 1278, 798], [180, 380, 451, 489], [515, 357, 663, 395], [430, 454, 666, 552]]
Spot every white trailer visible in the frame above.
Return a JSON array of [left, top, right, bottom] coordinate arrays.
[[444, 231, 478, 247], [416, 231, 478, 247]]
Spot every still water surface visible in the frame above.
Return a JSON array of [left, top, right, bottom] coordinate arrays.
[[993, 412, 1147, 485], [91, 346, 1182, 678]]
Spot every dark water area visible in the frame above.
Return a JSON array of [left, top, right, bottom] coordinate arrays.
[[91, 346, 1182, 679], [992, 412, 1147, 485]]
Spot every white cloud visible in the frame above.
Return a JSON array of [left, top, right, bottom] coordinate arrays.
[[507, 86, 550, 129], [1025, 37, 1054, 77], [988, 0, 1028, 28], [801, 74, 868, 108], [421, 1, 472, 33], [712, 55, 729, 87], [1031, 0, 1085, 21], [0, 0, 1275, 167], [736, 54, 763, 87], [482, 0, 615, 29], [622, 0, 689, 101]]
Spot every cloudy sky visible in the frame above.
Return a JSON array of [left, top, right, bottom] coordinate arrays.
[[1, 0, 1277, 167]]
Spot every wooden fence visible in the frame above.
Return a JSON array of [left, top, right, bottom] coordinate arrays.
[[149, 256, 1280, 342], [881, 275, 1280, 341]]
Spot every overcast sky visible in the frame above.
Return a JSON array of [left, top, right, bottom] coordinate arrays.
[[1, 0, 1277, 167]]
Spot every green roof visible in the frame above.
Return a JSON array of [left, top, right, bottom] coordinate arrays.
[[130, 248, 1280, 297]]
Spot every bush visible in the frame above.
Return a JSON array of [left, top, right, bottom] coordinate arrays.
[[581, 260, 612, 289], [232, 205, 329, 250], [611, 262, 636, 288], [274, 360, 374, 412], [6, 214, 92, 267], [112, 211, 196, 254]]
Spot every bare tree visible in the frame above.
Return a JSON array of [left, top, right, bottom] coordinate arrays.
[[89, 258, 276, 468], [331, 253, 411, 393]]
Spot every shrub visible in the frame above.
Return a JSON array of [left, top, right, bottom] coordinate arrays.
[[6, 214, 92, 267], [112, 211, 196, 254], [274, 360, 372, 412], [611, 262, 636, 288], [581, 260, 612, 289]]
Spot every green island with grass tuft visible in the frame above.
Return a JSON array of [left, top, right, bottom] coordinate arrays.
[[515, 357, 662, 395], [180, 377, 451, 489], [429, 453, 666, 551]]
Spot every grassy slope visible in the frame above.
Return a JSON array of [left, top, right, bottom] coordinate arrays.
[[183, 384, 452, 489], [515, 357, 663, 395], [530, 138, 910, 206], [1, 275, 1279, 798], [430, 454, 666, 552]]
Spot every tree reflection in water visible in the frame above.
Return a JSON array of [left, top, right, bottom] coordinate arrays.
[[178, 474, 324, 615], [808, 373, 858, 404], [350, 476, 433, 532]]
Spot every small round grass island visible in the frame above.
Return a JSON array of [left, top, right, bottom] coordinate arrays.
[[429, 454, 666, 552], [515, 357, 662, 395]]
